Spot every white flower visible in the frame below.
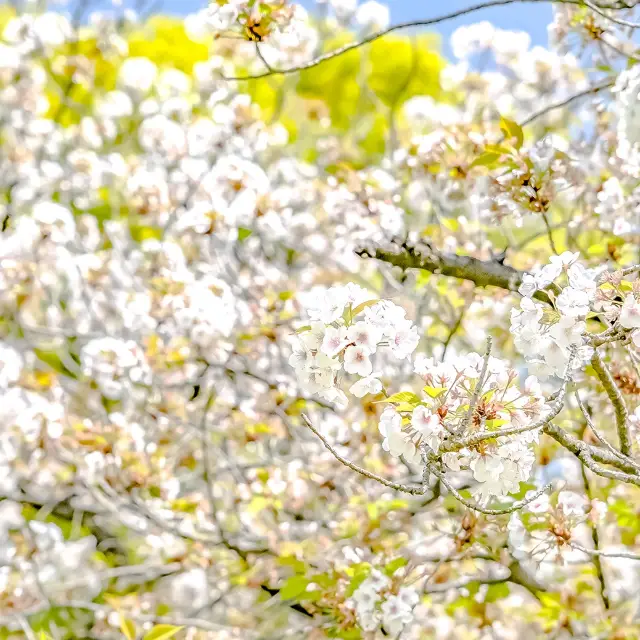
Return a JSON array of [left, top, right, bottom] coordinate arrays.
[[118, 57, 158, 93], [524, 375, 542, 396], [301, 352, 342, 392], [32, 202, 76, 244], [355, 1, 390, 32], [619, 294, 640, 329], [451, 21, 495, 59], [204, 1, 241, 31], [614, 65, 640, 159], [567, 263, 598, 294], [471, 455, 504, 484], [349, 375, 382, 398], [80, 338, 151, 400], [305, 286, 349, 324], [556, 286, 591, 318], [388, 321, 420, 359], [379, 408, 421, 464], [397, 587, 419, 608], [534, 263, 562, 289], [524, 490, 550, 514], [364, 301, 408, 339], [442, 452, 462, 471], [288, 343, 312, 372], [346, 321, 382, 352], [381, 594, 415, 636], [364, 569, 391, 592], [0, 344, 22, 389], [518, 273, 538, 297], [558, 491, 586, 516], [302, 322, 326, 351], [411, 405, 443, 451], [0, 500, 24, 538], [549, 251, 580, 270], [321, 325, 349, 357], [343, 345, 373, 376], [329, 0, 357, 21]]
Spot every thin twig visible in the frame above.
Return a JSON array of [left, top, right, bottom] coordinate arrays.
[[585, 0, 640, 27], [575, 390, 640, 472], [459, 337, 492, 435], [569, 542, 640, 561], [223, 0, 627, 81], [302, 414, 428, 495], [430, 465, 553, 515], [518, 79, 614, 128]]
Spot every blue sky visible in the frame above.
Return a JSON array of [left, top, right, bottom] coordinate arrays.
[[70, 0, 553, 59]]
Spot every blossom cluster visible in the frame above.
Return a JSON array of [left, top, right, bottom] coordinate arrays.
[[381, 352, 549, 500], [512, 252, 600, 378], [508, 490, 606, 565], [2, 1, 640, 637], [0, 502, 100, 622], [289, 285, 419, 403], [348, 569, 419, 636]]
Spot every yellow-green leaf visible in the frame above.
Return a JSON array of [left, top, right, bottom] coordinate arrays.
[[540, 308, 561, 325], [119, 615, 136, 640], [377, 391, 421, 405], [281, 575, 310, 600], [423, 386, 447, 398], [351, 299, 379, 317], [470, 151, 502, 169], [143, 625, 184, 640], [500, 116, 524, 149]]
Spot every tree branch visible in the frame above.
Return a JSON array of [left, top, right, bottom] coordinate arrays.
[[356, 243, 551, 304], [301, 413, 429, 495], [590, 350, 631, 456], [543, 423, 640, 485], [518, 79, 614, 128], [222, 0, 637, 81], [429, 464, 553, 515], [575, 390, 640, 473]]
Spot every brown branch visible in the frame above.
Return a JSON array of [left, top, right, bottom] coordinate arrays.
[[590, 350, 631, 456], [356, 243, 551, 304], [575, 390, 640, 473], [543, 423, 640, 485]]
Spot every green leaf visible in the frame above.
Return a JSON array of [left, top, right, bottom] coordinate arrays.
[[538, 592, 562, 611], [279, 555, 306, 573], [130, 224, 163, 243], [384, 557, 408, 576], [485, 582, 510, 603], [423, 385, 447, 398], [470, 151, 502, 169], [346, 563, 372, 596], [280, 575, 310, 600], [377, 391, 421, 405], [119, 616, 136, 640], [499, 116, 524, 149], [295, 325, 312, 334], [485, 418, 509, 429], [540, 308, 561, 325], [238, 227, 253, 241], [484, 143, 514, 155], [143, 625, 184, 640], [351, 299, 379, 317]]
